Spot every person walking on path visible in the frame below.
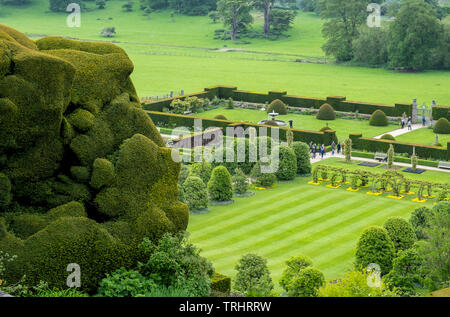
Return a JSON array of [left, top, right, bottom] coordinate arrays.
[[401, 118, 405, 129], [320, 144, 325, 159], [337, 142, 341, 154], [331, 141, 335, 155], [422, 116, 426, 126], [408, 121, 412, 131], [309, 141, 313, 153], [312, 144, 317, 159]]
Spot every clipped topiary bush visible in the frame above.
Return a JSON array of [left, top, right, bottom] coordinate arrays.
[[0, 25, 188, 290], [279, 254, 312, 293], [286, 266, 324, 297], [208, 166, 233, 202], [380, 134, 396, 141], [369, 110, 388, 126], [232, 168, 248, 195], [182, 176, 209, 211], [211, 272, 231, 296], [273, 146, 297, 181], [433, 117, 450, 134], [409, 206, 433, 240], [214, 114, 228, 120], [355, 226, 395, 275], [190, 160, 212, 185], [383, 217, 417, 252], [250, 162, 277, 188], [290, 142, 312, 175], [316, 103, 335, 120], [267, 99, 287, 115], [90, 158, 115, 189]]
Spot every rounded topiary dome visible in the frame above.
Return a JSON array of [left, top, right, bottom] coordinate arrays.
[[214, 114, 228, 120], [369, 110, 388, 126], [433, 118, 450, 134], [380, 134, 395, 141], [267, 99, 288, 115], [316, 103, 335, 120]]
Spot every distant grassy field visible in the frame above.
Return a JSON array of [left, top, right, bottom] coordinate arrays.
[[395, 127, 450, 148], [1, 0, 449, 105], [188, 158, 431, 290], [195, 107, 398, 141]]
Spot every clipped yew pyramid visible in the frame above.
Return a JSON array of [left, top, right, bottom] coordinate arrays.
[[0, 25, 188, 291]]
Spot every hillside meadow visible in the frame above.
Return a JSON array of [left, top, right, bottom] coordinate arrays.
[[0, 0, 449, 105]]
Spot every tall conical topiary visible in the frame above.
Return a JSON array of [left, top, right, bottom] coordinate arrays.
[[208, 166, 233, 202], [387, 144, 394, 168], [344, 138, 352, 163]]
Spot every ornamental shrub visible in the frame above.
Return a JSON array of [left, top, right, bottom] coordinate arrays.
[[97, 267, 157, 297], [316, 103, 335, 120], [433, 117, 450, 134], [355, 226, 395, 275], [90, 158, 115, 189], [369, 110, 388, 126], [250, 162, 277, 188], [384, 249, 425, 296], [383, 217, 417, 252], [409, 206, 433, 240], [267, 99, 287, 115], [318, 270, 398, 297], [9, 214, 48, 240], [211, 273, 231, 296], [233, 254, 274, 297], [273, 146, 297, 181], [190, 161, 212, 185], [179, 164, 190, 185], [47, 201, 87, 220], [208, 166, 233, 201], [279, 255, 312, 293], [214, 114, 228, 120], [287, 266, 324, 297], [381, 134, 396, 141], [232, 168, 248, 195], [0, 173, 12, 209], [387, 144, 394, 168], [290, 142, 311, 175], [182, 176, 208, 210]]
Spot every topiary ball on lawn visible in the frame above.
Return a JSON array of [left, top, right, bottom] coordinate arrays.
[[355, 226, 395, 275], [208, 166, 233, 202], [214, 114, 228, 120], [267, 99, 287, 115], [383, 217, 416, 253], [369, 110, 388, 126], [433, 117, 450, 134], [380, 134, 396, 141], [316, 103, 336, 120]]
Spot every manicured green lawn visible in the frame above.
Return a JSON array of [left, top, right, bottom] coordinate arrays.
[[187, 159, 438, 291], [195, 108, 398, 142], [395, 128, 450, 149], [1, 0, 449, 104]]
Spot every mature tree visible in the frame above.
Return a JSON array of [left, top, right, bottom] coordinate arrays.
[[416, 202, 450, 290], [409, 206, 433, 240], [253, 1, 295, 36], [319, 0, 371, 61], [383, 217, 417, 253], [387, 0, 442, 71], [209, 10, 220, 23], [234, 253, 274, 296], [299, 0, 318, 12], [352, 25, 388, 66], [96, 0, 106, 9], [269, 8, 296, 36], [355, 226, 396, 275], [217, 0, 253, 40]]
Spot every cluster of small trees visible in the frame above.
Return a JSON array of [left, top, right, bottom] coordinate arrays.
[[317, 0, 449, 71], [178, 138, 313, 211], [355, 202, 449, 295]]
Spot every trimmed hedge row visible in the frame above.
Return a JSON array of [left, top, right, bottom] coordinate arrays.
[[350, 134, 449, 161], [147, 111, 336, 146], [431, 106, 450, 121], [142, 86, 433, 117]]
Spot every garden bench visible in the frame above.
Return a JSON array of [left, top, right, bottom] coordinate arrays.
[[374, 152, 388, 162], [438, 161, 450, 169]]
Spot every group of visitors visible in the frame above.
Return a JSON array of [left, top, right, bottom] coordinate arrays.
[[309, 141, 342, 160], [400, 116, 413, 131]]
